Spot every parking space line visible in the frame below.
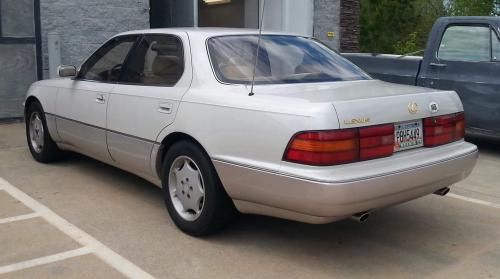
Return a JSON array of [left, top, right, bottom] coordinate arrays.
[[0, 178, 155, 279], [448, 193, 500, 209], [0, 212, 40, 225], [0, 247, 92, 275]]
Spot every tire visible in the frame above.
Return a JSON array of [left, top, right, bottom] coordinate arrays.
[[162, 140, 237, 236], [25, 101, 63, 163]]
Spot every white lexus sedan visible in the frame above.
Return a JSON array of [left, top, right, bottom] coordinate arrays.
[[24, 28, 478, 236]]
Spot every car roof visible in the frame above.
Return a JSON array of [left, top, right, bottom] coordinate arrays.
[[115, 27, 305, 39]]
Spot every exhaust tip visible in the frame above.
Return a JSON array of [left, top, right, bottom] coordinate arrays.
[[434, 187, 450, 196], [350, 211, 370, 223]]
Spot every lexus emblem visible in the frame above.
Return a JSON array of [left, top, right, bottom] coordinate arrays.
[[408, 102, 419, 114], [429, 102, 439, 114]]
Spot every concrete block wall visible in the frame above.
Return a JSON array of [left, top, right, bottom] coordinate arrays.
[[40, 0, 150, 78], [313, 0, 341, 50]]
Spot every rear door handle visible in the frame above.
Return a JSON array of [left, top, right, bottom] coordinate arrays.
[[158, 102, 173, 114], [96, 94, 105, 104], [429, 62, 447, 68]]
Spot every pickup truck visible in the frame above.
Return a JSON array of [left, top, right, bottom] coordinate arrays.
[[344, 16, 500, 140]]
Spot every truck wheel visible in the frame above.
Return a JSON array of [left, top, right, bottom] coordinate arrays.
[[25, 102, 63, 163], [161, 141, 237, 236]]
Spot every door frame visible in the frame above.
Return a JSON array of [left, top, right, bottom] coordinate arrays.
[[0, 0, 42, 80], [0, 0, 42, 121]]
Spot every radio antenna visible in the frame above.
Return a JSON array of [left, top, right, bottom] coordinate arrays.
[[249, 0, 266, 96]]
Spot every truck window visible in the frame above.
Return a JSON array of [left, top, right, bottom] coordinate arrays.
[[438, 25, 490, 62], [492, 30, 500, 61]]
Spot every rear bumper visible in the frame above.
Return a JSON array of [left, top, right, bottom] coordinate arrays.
[[213, 141, 478, 224]]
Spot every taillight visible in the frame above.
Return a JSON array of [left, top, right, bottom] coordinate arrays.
[[359, 124, 395, 161], [284, 129, 359, 166], [424, 112, 465, 147], [284, 113, 465, 166], [455, 112, 465, 139], [284, 124, 395, 166]]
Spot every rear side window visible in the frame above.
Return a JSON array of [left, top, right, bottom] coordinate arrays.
[[438, 25, 490, 62], [121, 35, 184, 86]]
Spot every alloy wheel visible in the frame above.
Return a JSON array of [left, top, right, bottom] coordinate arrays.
[[29, 112, 44, 153], [168, 156, 206, 221]]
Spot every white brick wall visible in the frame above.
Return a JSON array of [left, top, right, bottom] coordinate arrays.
[[40, 0, 150, 78]]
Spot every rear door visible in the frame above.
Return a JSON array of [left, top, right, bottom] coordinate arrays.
[[56, 35, 139, 162], [423, 23, 500, 134], [106, 33, 192, 176]]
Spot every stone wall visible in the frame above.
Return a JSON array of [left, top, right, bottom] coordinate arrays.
[[40, 0, 150, 78], [313, 0, 341, 50], [340, 0, 360, 52]]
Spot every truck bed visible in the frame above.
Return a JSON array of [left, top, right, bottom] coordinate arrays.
[[343, 53, 422, 86]]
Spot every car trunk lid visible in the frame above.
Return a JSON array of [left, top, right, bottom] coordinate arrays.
[[259, 79, 463, 128]]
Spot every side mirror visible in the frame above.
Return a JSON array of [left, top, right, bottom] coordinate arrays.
[[58, 65, 77, 77]]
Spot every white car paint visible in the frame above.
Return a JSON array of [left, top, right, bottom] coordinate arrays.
[[24, 28, 478, 223]]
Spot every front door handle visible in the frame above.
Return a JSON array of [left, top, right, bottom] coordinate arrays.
[[429, 62, 447, 68], [96, 94, 105, 104], [158, 102, 173, 114]]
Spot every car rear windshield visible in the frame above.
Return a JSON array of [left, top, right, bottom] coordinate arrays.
[[207, 35, 371, 85]]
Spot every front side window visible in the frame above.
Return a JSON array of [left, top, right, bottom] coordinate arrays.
[[78, 36, 138, 82], [121, 35, 184, 86], [438, 25, 490, 62], [207, 35, 370, 85]]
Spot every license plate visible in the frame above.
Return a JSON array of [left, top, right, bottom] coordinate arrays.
[[394, 120, 424, 152]]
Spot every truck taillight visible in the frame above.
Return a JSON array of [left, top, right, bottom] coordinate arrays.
[[284, 124, 395, 166], [423, 112, 465, 147]]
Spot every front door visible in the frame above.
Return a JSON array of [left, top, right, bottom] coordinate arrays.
[[55, 35, 139, 162], [106, 33, 192, 176], [425, 24, 500, 135]]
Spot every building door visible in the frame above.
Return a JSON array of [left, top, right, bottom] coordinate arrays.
[[0, 0, 40, 119], [198, 0, 258, 28], [197, 0, 312, 35], [150, 0, 171, 28], [149, 0, 312, 35], [150, 0, 197, 28]]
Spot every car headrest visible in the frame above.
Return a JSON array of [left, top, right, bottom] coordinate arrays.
[[219, 64, 253, 81], [151, 42, 179, 54], [152, 55, 182, 76]]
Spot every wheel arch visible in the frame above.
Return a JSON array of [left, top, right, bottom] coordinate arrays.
[[155, 132, 211, 178], [24, 96, 41, 116]]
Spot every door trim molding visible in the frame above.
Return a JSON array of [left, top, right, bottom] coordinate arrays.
[[46, 112, 159, 144]]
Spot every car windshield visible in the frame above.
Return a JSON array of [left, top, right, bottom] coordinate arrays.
[[207, 35, 371, 85]]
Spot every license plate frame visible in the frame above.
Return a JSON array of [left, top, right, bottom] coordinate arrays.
[[394, 120, 424, 152]]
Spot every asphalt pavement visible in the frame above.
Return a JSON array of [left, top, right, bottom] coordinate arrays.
[[0, 122, 499, 279]]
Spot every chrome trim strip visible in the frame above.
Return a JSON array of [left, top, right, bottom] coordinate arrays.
[[212, 147, 478, 184], [46, 112, 159, 144]]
